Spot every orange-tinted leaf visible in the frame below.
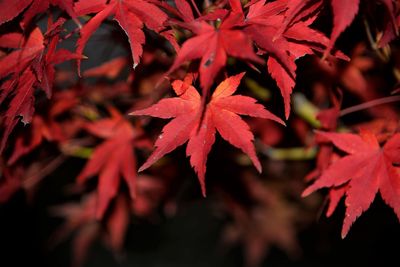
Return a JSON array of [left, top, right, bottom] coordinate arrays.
[[131, 73, 283, 195]]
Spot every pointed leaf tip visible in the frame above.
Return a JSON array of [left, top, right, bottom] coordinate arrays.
[[138, 165, 146, 172], [255, 160, 262, 173], [341, 229, 349, 239], [274, 116, 286, 126], [201, 186, 207, 197], [301, 188, 312, 198]]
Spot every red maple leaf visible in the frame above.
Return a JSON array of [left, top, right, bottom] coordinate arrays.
[[0, 28, 44, 79], [0, 23, 81, 152], [77, 108, 150, 219], [222, 174, 300, 267], [131, 73, 284, 196], [7, 116, 60, 165], [52, 195, 100, 267], [274, 0, 359, 57], [7, 90, 79, 165], [0, 0, 77, 27], [302, 131, 400, 238], [167, 4, 262, 93], [238, 0, 346, 119], [51, 193, 131, 267], [75, 0, 168, 72], [0, 69, 36, 153], [52, 173, 166, 266], [379, 0, 400, 47], [0, 0, 31, 25], [83, 56, 129, 79]]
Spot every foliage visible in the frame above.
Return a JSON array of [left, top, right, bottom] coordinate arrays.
[[0, 0, 399, 266]]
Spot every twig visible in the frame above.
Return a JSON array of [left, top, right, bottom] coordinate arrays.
[[339, 95, 400, 116], [190, 0, 202, 17]]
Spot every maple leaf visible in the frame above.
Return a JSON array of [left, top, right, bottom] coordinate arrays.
[[305, 92, 342, 182], [327, 0, 359, 56], [326, 185, 347, 218], [0, 0, 31, 25], [378, 0, 400, 47], [105, 195, 130, 253], [83, 56, 129, 79], [77, 108, 150, 219], [302, 131, 400, 238], [240, 0, 345, 119], [8, 116, 58, 165], [0, 69, 37, 153], [51, 193, 131, 267], [0, 155, 66, 203], [0, 0, 77, 27], [50, 194, 98, 245], [52, 175, 165, 267], [22, 0, 78, 27], [0, 23, 81, 153], [131, 73, 284, 196], [174, 0, 195, 22], [274, 0, 359, 57], [132, 174, 167, 217], [310, 43, 398, 120], [0, 28, 44, 79], [222, 173, 301, 267], [7, 90, 78, 165], [75, 0, 168, 73], [167, 9, 262, 93]]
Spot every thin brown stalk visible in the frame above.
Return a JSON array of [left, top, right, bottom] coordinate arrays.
[[339, 95, 400, 116]]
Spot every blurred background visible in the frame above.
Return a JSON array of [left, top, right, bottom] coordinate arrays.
[[1, 157, 400, 267], [1, 1, 400, 267]]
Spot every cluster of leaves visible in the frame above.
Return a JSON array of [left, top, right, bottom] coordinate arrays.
[[0, 0, 400, 266]]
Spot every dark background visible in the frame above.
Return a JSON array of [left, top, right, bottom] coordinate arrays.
[[1, 2, 400, 267], [1, 158, 400, 267]]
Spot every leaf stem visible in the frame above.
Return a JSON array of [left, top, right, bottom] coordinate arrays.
[[363, 17, 389, 62], [190, 0, 202, 17], [339, 95, 400, 116]]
